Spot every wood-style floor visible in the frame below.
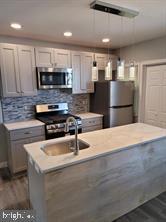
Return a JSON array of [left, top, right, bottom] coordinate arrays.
[[1, 168, 166, 221]]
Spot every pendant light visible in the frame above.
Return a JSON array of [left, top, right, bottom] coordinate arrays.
[[117, 57, 125, 80], [129, 18, 136, 80], [117, 17, 125, 80], [105, 13, 112, 81], [129, 61, 135, 80], [92, 10, 98, 81]]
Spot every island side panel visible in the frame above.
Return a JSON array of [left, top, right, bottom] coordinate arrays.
[[43, 138, 166, 222], [28, 160, 47, 222]]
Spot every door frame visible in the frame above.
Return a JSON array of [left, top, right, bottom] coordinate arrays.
[[138, 58, 166, 122]]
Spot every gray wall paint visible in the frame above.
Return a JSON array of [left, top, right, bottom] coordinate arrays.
[[114, 36, 166, 63]]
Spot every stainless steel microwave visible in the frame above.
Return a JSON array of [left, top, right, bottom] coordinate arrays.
[[36, 67, 72, 89]]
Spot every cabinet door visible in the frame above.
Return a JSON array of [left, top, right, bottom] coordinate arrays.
[[0, 43, 21, 97], [82, 52, 94, 93], [11, 138, 30, 173], [10, 135, 45, 174], [54, 49, 71, 68], [72, 51, 84, 94], [18, 45, 37, 96], [95, 53, 108, 70], [35, 47, 54, 67], [110, 55, 117, 71]]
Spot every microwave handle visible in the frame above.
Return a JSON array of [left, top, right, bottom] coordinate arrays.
[[65, 72, 68, 85], [51, 63, 57, 67]]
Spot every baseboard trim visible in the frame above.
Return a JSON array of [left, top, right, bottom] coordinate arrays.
[[0, 161, 8, 168]]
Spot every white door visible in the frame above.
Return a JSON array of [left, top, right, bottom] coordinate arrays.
[[35, 47, 54, 67], [0, 43, 21, 97], [18, 45, 37, 96], [144, 65, 166, 128], [54, 49, 71, 68]]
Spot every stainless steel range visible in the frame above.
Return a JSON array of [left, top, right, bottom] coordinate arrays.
[[35, 103, 82, 140]]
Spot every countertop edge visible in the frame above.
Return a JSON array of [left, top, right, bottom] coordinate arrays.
[[26, 134, 166, 174]]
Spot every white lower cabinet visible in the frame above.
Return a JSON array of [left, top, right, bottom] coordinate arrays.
[[0, 43, 37, 97], [6, 126, 45, 174], [72, 51, 94, 94], [82, 117, 103, 133]]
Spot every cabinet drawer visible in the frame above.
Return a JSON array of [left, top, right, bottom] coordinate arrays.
[[82, 125, 102, 133], [10, 126, 45, 141], [82, 117, 102, 127]]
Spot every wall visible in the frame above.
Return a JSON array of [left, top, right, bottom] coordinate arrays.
[[114, 35, 166, 120], [114, 36, 166, 63]]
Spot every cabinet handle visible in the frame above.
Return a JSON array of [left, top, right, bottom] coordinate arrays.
[[24, 132, 32, 135]]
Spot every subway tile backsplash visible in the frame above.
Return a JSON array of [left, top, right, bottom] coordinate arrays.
[[2, 89, 89, 123]]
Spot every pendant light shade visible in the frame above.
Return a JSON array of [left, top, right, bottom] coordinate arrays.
[[92, 61, 98, 81], [105, 59, 112, 80], [117, 58, 125, 80], [129, 62, 135, 80]]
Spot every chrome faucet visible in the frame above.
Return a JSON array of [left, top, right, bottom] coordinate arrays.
[[65, 116, 79, 155]]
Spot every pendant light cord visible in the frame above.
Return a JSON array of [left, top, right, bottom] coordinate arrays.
[[132, 17, 135, 65], [120, 16, 123, 61], [108, 13, 111, 61], [93, 9, 96, 57]]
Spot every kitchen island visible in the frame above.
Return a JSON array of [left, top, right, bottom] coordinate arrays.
[[25, 123, 166, 222]]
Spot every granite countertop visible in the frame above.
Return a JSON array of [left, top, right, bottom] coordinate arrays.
[[77, 112, 103, 119], [24, 123, 166, 173], [4, 120, 45, 131]]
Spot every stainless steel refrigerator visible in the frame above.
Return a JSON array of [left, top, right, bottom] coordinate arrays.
[[90, 81, 134, 128]]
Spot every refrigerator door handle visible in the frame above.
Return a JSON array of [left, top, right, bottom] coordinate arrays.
[[110, 104, 133, 109]]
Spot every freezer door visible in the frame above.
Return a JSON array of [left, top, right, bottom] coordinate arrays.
[[110, 81, 134, 107], [109, 106, 133, 127]]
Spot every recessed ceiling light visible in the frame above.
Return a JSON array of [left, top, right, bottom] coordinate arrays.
[[64, 32, 72, 37], [102, 38, 110, 43], [10, 23, 22, 30]]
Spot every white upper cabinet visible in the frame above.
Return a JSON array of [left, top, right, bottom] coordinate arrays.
[[95, 53, 117, 71], [54, 49, 71, 68], [35, 47, 54, 67], [0, 43, 37, 97], [0, 44, 21, 97], [72, 51, 94, 94], [72, 51, 83, 94], [95, 53, 108, 70], [18, 45, 37, 96], [35, 47, 71, 68], [82, 52, 94, 93]]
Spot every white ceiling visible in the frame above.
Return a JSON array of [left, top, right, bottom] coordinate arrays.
[[0, 0, 166, 49]]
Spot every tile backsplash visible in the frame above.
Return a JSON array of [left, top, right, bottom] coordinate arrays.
[[2, 89, 89, 123]]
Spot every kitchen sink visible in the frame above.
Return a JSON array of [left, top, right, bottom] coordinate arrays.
[[41, 139, 90, 156]]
